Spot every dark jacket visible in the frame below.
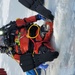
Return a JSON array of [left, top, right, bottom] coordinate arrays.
[[18, 0, 54, 21]]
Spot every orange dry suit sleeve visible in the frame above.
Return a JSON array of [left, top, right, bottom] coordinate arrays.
[[16, 15, 38, 27]]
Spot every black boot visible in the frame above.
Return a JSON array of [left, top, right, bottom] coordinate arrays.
[[34, 51, 59, 66]]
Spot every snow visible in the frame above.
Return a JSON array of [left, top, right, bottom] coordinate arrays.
[[45, 0, 75, 75], [0, 0, 75, 75], [2, 0, 10, 25]]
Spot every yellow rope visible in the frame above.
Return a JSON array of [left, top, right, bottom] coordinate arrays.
[[5, 47, 19, 63], [34, 68, 38, 75], [32, 51, 38, 75], [26, 24, 40, 39]]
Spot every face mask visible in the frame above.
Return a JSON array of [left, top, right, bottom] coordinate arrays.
[[40, 24, 50, 32], [40, 24, 50, 38]]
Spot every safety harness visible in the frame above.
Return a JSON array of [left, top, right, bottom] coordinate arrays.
[[14, 23, 40, 55]]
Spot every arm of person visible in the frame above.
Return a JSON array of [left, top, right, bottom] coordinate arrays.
[[16, 14, 44, 27]]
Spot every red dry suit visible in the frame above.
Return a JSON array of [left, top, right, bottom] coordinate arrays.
[[13, 16, 54, 60], [32, 21, 54, 54], [14, 15, 37, 60]]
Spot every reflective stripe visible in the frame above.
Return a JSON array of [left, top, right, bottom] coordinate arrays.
[[15, 32, 21, 46]]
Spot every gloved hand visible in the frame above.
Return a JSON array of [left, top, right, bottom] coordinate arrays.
[[36, 14, 46, 20], [37, 63, 49, 70]]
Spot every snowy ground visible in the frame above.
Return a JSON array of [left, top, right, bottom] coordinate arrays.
[[0, 0, 75, 75], [45, 0, 75, 75]]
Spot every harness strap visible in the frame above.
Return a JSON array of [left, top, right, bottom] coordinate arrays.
[[15, 31, 22, 54]]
